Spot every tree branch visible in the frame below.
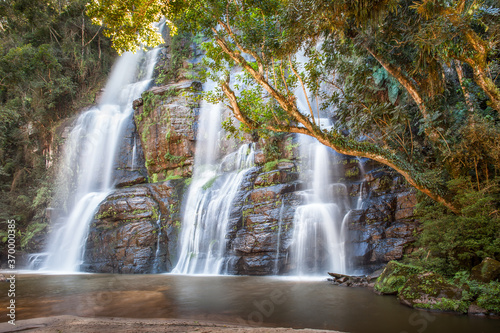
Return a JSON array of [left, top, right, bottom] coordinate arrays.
[[220, 74, 460, 214]]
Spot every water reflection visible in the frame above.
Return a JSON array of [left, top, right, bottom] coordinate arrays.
[[0, 274, 498, 333]]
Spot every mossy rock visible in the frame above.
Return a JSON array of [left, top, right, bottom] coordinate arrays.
[[398, 272, 468, 313], [374, 261, 423, 295], [470, 257, 500, 283]]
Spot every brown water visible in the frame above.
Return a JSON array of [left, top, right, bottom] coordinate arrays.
[[0, 274, 499, 332]]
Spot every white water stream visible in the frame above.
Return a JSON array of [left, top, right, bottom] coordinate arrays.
[[40, 46, 161, 272], [172, 81, 255, 274], [288, 47, 354, 275]]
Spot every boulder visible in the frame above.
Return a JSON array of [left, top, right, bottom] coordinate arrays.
[[327, 272, 369, 287], [468, 302, 489, 316], [470, 257, 500, 283], [373, 261, 422, 295], [398, 272, 467, 313], [82, 180, 185, 274]]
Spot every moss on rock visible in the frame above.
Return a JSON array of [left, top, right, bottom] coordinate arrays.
[[398, 272, 468, 313], [470, 257, 500, 283], [374, 261, 423, 295]]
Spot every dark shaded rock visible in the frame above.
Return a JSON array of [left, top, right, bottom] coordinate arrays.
[[395, 191, 417, 220], [226, 179, 298, 275], [374, 261, 423, 295], [398, 272, 467, 313], [348, 169, 419, 271], [113, 116, 149, 187], [115, 172, 147, 188], [470, 257, 500, 283], [233, 254, 276, 276]]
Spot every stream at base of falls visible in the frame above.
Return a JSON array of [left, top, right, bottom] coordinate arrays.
[[1, 274, 498, 333]]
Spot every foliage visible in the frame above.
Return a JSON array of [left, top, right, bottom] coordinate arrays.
[[412, 178, 500, 275], [155, 30, 194, 85], [374, 260, 423, 294], [452, 271, 500, 313], [476, 281, 500, 313]]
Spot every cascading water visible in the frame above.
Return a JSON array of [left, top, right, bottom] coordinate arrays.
[[356, 157, 367, 210], [40, 44, 161, 272], [288, 47, 354, 275], [131, 137, 137, 171], [291, 133, 352, 276], [152, 212, 163, 274], [172, 79, 256, 275], [273, 202, 285, 274]]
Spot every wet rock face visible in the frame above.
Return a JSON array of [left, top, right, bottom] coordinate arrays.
[[223, 165, 301, 275], [348, 169, 419, 272], [82, 74, 421, 276], [134, 80, 201, 180], [82, 180, 184, 274], [113, 116, 149, 188]]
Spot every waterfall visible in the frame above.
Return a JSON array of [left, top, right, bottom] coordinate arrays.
[[152, 212, 163, 274], [273, 202, 285, 275], [173, 143, 255, 275], [41, 44, 161, 272], [131, 137, 137, 171], [291, 135, 350, 276], [284, 45, 354, 276], [356, 157, 367, 210], [172, 78, 255, 275]]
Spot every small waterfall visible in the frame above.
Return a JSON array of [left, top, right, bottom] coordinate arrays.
[[173, 144, 255, 275], [273, 202, 285, 275], [291, 135, 350, 275], [172, 77, 256, 275], [356, 157, 367, 210], [286, 46, 353, 276], [131, 137, 137, 170], [41, 41, 161, 272], [152, 212, 163, 273]]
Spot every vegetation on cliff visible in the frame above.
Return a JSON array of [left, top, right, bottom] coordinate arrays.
[[0, 0, 115, 251]]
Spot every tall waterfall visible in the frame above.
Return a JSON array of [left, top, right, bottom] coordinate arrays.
[[41, 47, 161, 272], [172, 80, 255, 275], [288, 47, 352, 275], [291, 133, 351, 275]]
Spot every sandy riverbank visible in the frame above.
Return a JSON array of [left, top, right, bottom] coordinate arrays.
[[0, 316, 342, 333]]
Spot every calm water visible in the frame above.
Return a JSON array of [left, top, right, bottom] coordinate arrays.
[[0, 274, 499, 333]]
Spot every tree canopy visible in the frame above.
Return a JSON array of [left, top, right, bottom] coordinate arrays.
[[87, 0, 500, 215]]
